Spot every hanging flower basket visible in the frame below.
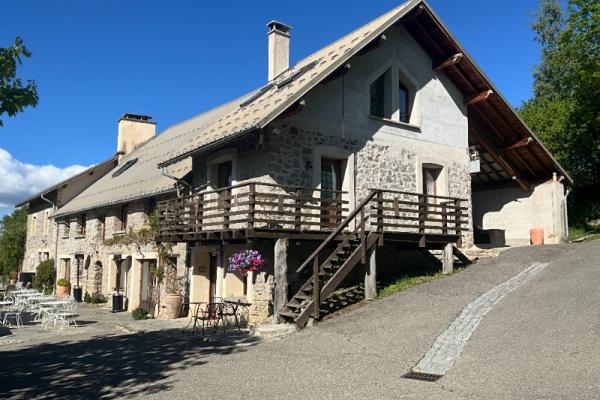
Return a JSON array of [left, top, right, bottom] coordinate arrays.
[[228, 250, 265, 276]]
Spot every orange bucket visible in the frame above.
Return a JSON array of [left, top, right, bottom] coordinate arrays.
[[529, 228, 544, 245]]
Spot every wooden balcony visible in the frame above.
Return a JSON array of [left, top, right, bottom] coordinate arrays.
[[155, 181, 468, 245]]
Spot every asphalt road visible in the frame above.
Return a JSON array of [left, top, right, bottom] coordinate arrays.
[[1, 241, 599, 399]]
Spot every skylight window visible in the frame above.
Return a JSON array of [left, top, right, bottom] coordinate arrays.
[[112, 158, 138, 177]]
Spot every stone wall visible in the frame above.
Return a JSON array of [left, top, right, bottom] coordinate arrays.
[[248, 272, 274, 325], [53, 198, 188, 316]]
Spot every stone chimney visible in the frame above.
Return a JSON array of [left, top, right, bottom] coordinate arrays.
[[267, 20, 292, 81], [116, 113, 155, 161]]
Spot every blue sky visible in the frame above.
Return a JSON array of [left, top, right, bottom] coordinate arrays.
[[0, 0, 543, 215]]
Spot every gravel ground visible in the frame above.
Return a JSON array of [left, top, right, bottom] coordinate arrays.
[[1, 241, 598, 399]]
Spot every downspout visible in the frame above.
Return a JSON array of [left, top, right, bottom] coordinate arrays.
[[40, 193, 58, 295], [564, 186, 570, 242]]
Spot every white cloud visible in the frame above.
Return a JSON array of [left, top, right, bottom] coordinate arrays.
[[0, 147, 90, 209]]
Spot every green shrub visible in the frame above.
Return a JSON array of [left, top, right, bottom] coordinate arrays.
[[132, 307, 149, 320], [33, 259, 55, 295], [56, 278, 70, 287], [84, 292, 106, 304]]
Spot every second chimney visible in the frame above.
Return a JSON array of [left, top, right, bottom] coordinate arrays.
[[267, 20, 291, 81], [117, 113, 156, 162]]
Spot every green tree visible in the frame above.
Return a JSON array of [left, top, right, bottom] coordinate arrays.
[[0, 37, 39, 126], [0, 207, 28, 275], [520, 0, 600, 224]]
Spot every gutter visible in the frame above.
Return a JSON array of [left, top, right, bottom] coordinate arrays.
[[40, 193, 58, 295]]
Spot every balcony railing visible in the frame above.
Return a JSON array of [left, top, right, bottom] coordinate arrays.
[[155, 181, 468, 241]]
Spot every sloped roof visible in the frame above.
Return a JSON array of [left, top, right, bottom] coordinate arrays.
[[16, 155, 118, 208], [159, 0, 420, 167], [54, 91, 257, 217], [158, 0, 571, 187]]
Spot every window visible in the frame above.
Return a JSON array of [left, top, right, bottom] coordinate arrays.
[[148, 198, 157, 216], [120, 205, 128, 231], [369, 66, 415, 125], [217, 161, 233, 189], [399, 81, 410, 123], [31, 214, 37, 236], [112, 158, 138, 177], [62, 221, 70, 237], [78, 213, 86, 236], [99, 215, 106, 239], [43, 210, 50, 235], [422, 166, 443, 197], [370, 73, 387, 118]]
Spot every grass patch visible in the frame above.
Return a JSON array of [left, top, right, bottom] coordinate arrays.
[[569, 224, 600, 241], [378, 266, 467, 298]]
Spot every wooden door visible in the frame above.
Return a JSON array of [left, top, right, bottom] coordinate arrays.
[[140, 260, 155, 312], [208, 253, 218, 303], [321, 158, 343, 228]]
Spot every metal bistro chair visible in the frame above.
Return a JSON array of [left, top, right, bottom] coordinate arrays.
[[191, 301, 226, 335]]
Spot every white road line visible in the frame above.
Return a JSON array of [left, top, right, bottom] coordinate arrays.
[[413, 262, 549, 376]]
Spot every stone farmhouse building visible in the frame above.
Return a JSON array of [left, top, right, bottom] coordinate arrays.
[[18, 0, 571, 327]]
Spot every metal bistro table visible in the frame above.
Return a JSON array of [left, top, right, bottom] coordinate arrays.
[[223, 299, 251, 332]]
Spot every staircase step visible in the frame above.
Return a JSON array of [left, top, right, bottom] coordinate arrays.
[[286, 300, 303, 309], [294, 294, 311, 300], [278, 311, 300, 319]]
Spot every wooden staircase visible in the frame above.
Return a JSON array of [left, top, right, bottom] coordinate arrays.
[[279, 190, 381, 329]]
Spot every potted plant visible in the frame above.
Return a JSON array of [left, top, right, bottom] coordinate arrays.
[[164, 275, 184, 320], [56, 278, 71, 298], [228, 250, 265, 276]]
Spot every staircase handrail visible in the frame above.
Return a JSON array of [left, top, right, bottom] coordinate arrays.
[[296, 189, 379, 274]]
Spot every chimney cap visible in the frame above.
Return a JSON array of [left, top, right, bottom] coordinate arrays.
[[119, 113, 155, 123], [267, 20, 292, 35]]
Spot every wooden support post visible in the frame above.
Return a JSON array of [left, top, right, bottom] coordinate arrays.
[[274, 238, 289, 322], [364, 245, 377, 301], [442, 242, 454, 275], [313, 255, 320, 320], [294, 187, 302, 231], [376, 191, 384, 246], [247, 183, 255, 230]]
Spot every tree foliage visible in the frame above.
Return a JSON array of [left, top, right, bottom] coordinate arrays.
[[0, 37, 39, 126], [33, 259, 55, 295], [0, 207, 28, 275], [520, 0, 600, 224]]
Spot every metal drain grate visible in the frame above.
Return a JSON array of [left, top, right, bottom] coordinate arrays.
[[402, 371, 443, 382]]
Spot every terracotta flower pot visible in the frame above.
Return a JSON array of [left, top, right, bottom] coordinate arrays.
[[529, 228, 544, 245], [56, 284, 70, 298], [164, 293, 183, 319]]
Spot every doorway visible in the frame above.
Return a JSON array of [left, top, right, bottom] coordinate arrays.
[[140, 260, 156, 312], [208, 253, 218, 303], [321, 158, 343, 228]]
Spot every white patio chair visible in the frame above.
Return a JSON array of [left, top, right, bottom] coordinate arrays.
[[2, 302, 25, 328]]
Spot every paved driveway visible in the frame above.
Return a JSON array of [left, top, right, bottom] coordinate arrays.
[[1, 241, 599, 399]]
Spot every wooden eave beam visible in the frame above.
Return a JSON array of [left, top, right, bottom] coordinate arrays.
[[465, 90, 493, 106], [470, 127, 530, 192], [433, 53, 463, 71], [501, 137, 533, 152]]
